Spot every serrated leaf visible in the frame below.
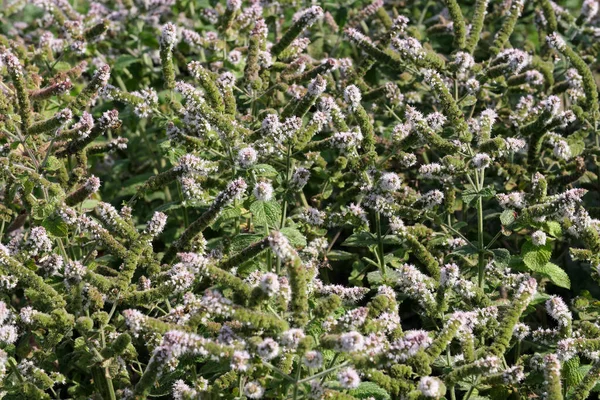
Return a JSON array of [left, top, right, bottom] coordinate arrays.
[[537, 262, 571, 289], [327, 250, 356, 261], [461, 188, 479, 205], [81, 199, 99, 210], [250, 200, 281, 228], [349, 382, 391, 400], [451, 244, 478, 257], [479, 186, 497, 199], [52, 61, 72, 72], [500, 209, 516, 226], [44, 156, 63, 172], [459, 95, 477, 107], [367, 269, 402, 285], [154, 201, 184, 213], [567, 136, 585, 157], [342, 232, 377, 247], [544, 221, 562, 238], [280, 227, 307, 248], [251, 164, 279, 177], [42, 215, 68, 237], [522, 241, 552, 270], [492, 248, 511, 266], [230, 234, 265, 253], [113, 55, 140, 71]]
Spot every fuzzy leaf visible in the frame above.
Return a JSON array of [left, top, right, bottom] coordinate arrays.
[[459, 95, 477, 107], [251, 164, 279, 177], [343, 232, 377, 247], [537, 262, 571, 289], [462, 186, 496, 205], [230, 234, 265, 253], [522, 241, 552, 270], [44, 156, 63, 172], [500, 209, 516, 226], [42, 215, 68, 237], [349, 382, 391, 400], [328, 250, 356, 261], [544, 221, 562, 238], [113, 55, 140, 71], [250, 200, 281, 228], [280, 227, 307, 248], [491, 248, 511, 267]]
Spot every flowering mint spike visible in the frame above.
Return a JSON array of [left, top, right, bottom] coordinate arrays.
[[29, 79, 72, 102], [28, 108, 72, 135], [271, 6, 323, 57], [162, 178, 247, 263], [290, 75, 326, 118], [56, 109, 121, 158], [160, 23, 178, 89], [547, 32, 599, 121], [465, 0, 489, 53], [490, 0, 525, 55], [543, 354, 564, 400], [2, 51, 32, 133], [539, 0, 558, 32], [188, 61, 224, 112], [570, 361, 600, 400], [220, 0, 241, 31], [422, 69, 470, 142], [443, 0, 467, 49], [83, 19, 109, 42], [488, 277, 537, 356], [70, 64, 110, 111], [0, 245, 66, 309], [243, 19, 267, 90], [117, 212, 167, 290], [65, 175, 100, 206]]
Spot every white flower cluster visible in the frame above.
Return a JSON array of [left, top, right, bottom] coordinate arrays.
[[0, 302, 18, 345]]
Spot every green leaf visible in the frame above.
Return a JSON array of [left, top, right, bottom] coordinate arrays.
[[544, 221, 562, 238], [327, 250, 356, 261], [52, 61, 72, 72], [451, 244, 478, 257], [81, 199, 99, 210], [461, 188, 479, 205], [44, 156, 63, 172], [522, 241, 552, 270], [461, 186, 495, 205], [230, 234, 265, 253], [342, 232, 377, 247], [459, 95, 477, 107], [251, 164, 279, 177], [367, 269, 401, 285], [479, 186, 497, 199], [280, 227, 307, 248], [113, 55, 140, 71], [342, 232, 402, 247], [349, 382, 391, 400], [567, 136, 585, 157], [491, 248, 511, 267], [537, 262, 571, 289], [154, 201, 184, 213], [250, 200, 281, 228], [42, 215, 68, 237], [500, 209, 516, 226]]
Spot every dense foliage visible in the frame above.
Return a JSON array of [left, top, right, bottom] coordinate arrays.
[[1, 0, 600, 399]]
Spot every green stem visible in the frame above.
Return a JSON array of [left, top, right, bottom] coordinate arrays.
[[298, 361, 349, 384], [476, 170, 486, 289], [375, 212, 386, 277]]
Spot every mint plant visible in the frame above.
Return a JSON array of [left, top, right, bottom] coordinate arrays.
[[1, 0, 600, 399]]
